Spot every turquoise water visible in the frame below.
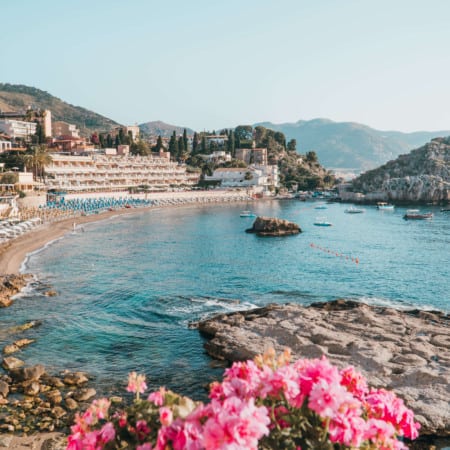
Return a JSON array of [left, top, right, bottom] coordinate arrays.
[[1, 200, 449, 400]]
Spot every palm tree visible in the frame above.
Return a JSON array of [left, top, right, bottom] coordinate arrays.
[[22, 145, 53, 182]]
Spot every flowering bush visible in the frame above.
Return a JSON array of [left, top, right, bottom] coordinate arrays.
[[67, 349, 420, 449]]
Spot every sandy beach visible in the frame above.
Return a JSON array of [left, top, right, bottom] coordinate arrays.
[[0, 190, 252, 276]]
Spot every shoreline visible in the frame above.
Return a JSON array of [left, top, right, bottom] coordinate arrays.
[[0, 191, 252, 276]]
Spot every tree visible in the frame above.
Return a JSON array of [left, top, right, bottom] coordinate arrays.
[[287, 139, 297, 152], [183, 129, 188, 153], [155, 135, 163, 151], [134, 139, 150, 156], [201, 135, 207, 154], [168, 131, 178, 159], [22, 145, 53, 182], [115, 135, 120, 147], [0, 172, 18, 185], [106, 134, 113, 147], [178, 136, 185, 159], [227, 130, 235, 158], [33, 121, 46, 145], [192, 132, 199, 155], [306, 151, 318, 163], [235, 125, 253, 148]]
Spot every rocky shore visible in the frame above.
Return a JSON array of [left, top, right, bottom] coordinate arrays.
[[197, 300, 450, 441]]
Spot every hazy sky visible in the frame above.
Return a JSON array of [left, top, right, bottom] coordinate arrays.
[[2, 0, 450, 132]]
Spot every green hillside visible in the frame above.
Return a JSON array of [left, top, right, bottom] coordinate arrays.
[[0, 83, 119, 136]]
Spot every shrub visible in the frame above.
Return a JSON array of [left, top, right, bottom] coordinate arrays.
[[67, 349, 420, 449]]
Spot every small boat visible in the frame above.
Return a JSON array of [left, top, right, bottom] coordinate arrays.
[[345, 206, 365, 214], [377, 202, 395, 210], [314, 217, 332, 227], [314, 204, 328, 210], [240, 210, 256, 217], [403, 209, 433, 220], [441, 207, 450, 212]]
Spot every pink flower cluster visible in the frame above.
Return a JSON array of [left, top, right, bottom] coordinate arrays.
[[66, 349, 420, 450]]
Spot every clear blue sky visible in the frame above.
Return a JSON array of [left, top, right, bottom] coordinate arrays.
[[2, 0, 450, 132]]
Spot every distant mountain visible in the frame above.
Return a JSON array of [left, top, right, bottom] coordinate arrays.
[[254, 119, 450, 173], [139, 121, 195, 138], [0, 83, 119, 136], [351, 137, 450, 204]]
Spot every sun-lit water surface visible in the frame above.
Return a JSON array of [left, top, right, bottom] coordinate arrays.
[[1, 201, 449, 400]]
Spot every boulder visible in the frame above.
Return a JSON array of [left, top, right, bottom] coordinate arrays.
[[2, 356, 25, 371], [245, 216, 301, 236], [9, 364, 46, 382], [198, 301, 450, 437]]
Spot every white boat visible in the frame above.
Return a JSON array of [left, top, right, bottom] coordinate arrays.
[[240, 210, 256, 217], [377, 202, 395, 210], [345, 206, 365, 214], [314, 217, 332, 227]]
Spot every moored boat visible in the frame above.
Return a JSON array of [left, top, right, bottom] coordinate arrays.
[[345, 206, 365, 214], [314, 217, 332, 227], [377, 202, 395, 210], [403, 209, 433, 220], [240, 210, 256, 217]]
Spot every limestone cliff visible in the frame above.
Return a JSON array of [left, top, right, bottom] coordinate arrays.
[[351, 137, 450, 203]]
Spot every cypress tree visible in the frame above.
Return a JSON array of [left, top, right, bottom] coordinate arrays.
[[183, 128, 188, 152], [156, 135, 163, 151], [168, 131, 178, 158], [192, 132, 198, 155], [201, 135, 207, 154], [178, 136, 185, 159]]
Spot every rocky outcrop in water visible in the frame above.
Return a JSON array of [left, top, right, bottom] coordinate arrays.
[[245, 216, 301, 236], [350, 137, 450, 203], [197, 300, 450, 437], [0, 275, 29, 308]]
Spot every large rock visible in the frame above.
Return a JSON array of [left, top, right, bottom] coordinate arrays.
[[197, 301, 450, 437], [245, 216, 301, 236], [0, 275, 29, 308]]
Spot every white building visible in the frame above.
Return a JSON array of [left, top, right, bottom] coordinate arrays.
[[0, 139, 12, 153], [203, 151, 232, 163], [0, 119, 36, 140], [204, 167, 265, 188], [44, 153, 200, 192], [204, 164, 279, 193]]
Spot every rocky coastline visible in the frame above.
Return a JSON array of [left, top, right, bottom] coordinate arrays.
[[197, 300, 450, 444]]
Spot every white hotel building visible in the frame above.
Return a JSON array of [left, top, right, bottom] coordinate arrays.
[[0, 119, 37, 140], [44, 152, 200, 192]]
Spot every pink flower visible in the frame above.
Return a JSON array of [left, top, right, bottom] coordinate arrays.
[[159, 407, 173, 426], [308, 379, 353, 418], [90, 398, 111, 420], [137, 444, 152, 450], [127, 371, 147, 395], [340, 366, 368, 399], [99, 422, 115, 444], [296, 355, 341, 396], [148, 387, 166, 406]]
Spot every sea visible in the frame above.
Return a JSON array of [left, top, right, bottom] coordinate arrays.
[[1, 200, 449, 401]]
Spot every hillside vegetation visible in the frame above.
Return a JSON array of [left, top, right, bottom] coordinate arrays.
[[255, 119, 450, 172], [0, 83, 119, 135]]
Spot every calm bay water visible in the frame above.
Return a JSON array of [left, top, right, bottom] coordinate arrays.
[[1, 200, 449, 400]]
